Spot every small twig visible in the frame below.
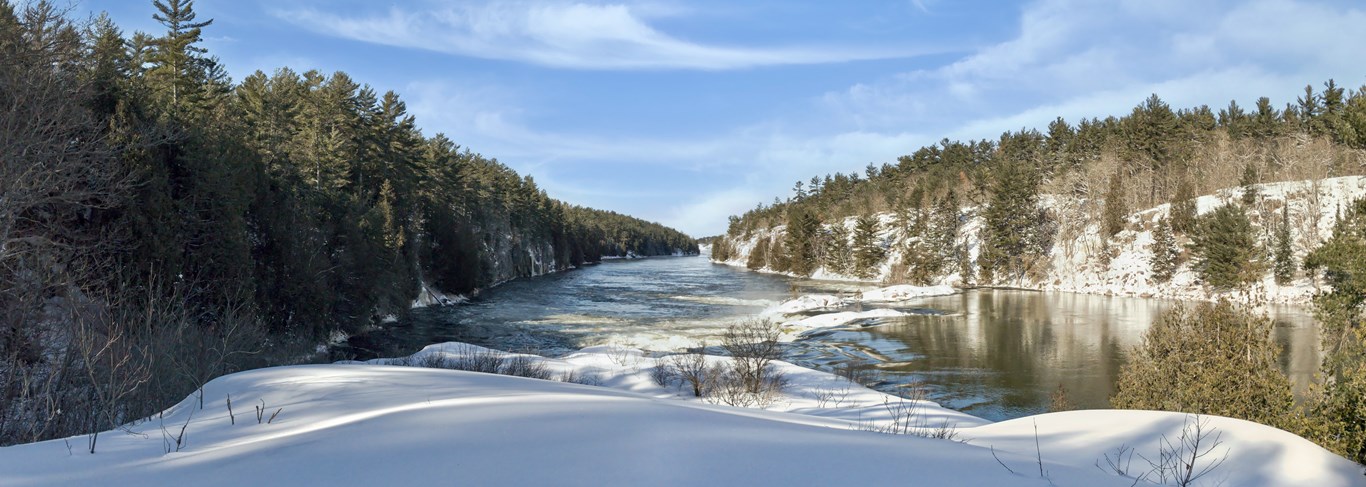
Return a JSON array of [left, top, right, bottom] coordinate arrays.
[[268, 408, 283, 424], [226, 394, 234, 425], [991, 445, 1021, 476]]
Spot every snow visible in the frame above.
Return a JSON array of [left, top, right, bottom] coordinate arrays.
[[716, 176, 1366, 306], [2, 342, 1359, 486], [860, 284, 958, 303], [782, 309, 909, 339]]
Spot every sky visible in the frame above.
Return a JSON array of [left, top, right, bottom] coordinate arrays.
[[85, 0, 1366, 237]]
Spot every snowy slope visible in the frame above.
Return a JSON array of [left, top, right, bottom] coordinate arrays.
[[715, 176, 1366, 305], [1, 344, 1360, 486]]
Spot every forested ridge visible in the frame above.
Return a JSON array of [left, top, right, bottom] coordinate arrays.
[[709, 65, 1366, 463], [714, 82, 1366, 288], [0, 0, 694, 445]]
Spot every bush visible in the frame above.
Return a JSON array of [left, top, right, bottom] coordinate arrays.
[[721, 320, 783, 394], [1112, 301, 1293, 427], [669, 346, 718, 397]]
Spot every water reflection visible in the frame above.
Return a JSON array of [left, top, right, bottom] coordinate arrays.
[[786, 289, 1320, 422]]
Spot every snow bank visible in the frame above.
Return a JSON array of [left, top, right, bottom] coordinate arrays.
[[3, 343, 1359, 486], [763, 294, 850, 315], [783, 309, 909, 339], [860, 284, 957, 303]]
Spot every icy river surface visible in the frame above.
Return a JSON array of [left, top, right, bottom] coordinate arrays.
[[337, 254, 1320, 422]]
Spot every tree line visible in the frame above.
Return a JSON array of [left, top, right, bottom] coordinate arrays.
[[717, 85, 1365, 288], [0, 0, 694, 446]]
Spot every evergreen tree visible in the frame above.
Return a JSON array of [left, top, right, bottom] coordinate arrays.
[[1241, 161, 1260, 207], [851, 214, 884, 279], [746, 236, 770, 271], [1170, 176, 1198, 235], [1274, 203, 1296, 285], [824, 223, 852, 275], [1149, 216, 1179, 282], [1102, 169, 1126, 238], [979, 136, 1053, 283], [783, 207, 820, 277], [147, 0, 212, 111], [1188, 203, 1263, 289], [1113, 301, 1294, 428], [1302, 199, 1366, 463]]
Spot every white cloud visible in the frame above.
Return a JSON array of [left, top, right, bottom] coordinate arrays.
[[276, 2, 932, 70], [819, 0, 1366, 142]]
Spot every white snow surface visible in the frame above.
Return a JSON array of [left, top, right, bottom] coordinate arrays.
[[2, 342, 1360, 486], [716, 176, 1366, 305]]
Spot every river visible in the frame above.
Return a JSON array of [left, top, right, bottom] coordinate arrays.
[[336, 254, 1321, 422]]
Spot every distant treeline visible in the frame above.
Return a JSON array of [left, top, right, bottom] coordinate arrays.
[[0, 0, 693, 445], [719, 83, 1366, 283]]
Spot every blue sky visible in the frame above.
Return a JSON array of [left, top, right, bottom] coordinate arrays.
[[86, 0, 1366, 236]]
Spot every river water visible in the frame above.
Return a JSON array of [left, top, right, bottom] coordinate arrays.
[[337, 254, 1321, 422]]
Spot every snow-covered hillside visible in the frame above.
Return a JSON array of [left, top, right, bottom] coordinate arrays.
[[1, 343, 1359, 486], [715, 176, 1366, 304]]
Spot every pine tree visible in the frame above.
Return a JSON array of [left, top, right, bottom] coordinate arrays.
[[824, 223, 852, 275], [1149, 216, 1179, 282], [852, 214, 884, 279], [979, 136, 1053, 283], [1301, 197, 1366, 463], [148, 0, 212, 111], [746, 236, 770, 271], [1189, 203, 1263, 289], [1102, 169, 1126, 238], [784, 207, 820, 277], [1274, 203, 1296, 284], [1170, 176, 1198, 234], [1241, 161, 1260, 207]]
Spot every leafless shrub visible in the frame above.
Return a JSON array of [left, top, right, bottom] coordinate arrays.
[[668, 346, 718, 397], [720, 320, 783, 394], [448, 346, 505, 374], [560, 369, 603, 387], [414, 353, 448, 369], [649, 361, 676, 387], [499, 355, 554, 380], [1139, 415, 1229, 487], [813, 386, 851, 408], [708, 367, 787, 409]]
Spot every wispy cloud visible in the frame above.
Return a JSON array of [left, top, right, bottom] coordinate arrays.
[[276, 1, 933, 70], [819, 0, 1366, 141]]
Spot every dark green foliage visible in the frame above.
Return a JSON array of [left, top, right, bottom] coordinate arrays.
[[979, 135, 1054, 283], [747, 236, 770, 270], [851, 215, 884, 278], [1102, 169, 1127, 238], [1113, 301, 1294, 428], [0, 0, 702, 446], [823, 224, 852, 275], [1170, 176, 1199, 234], [1274, 204, 1296, 285], [1149, 216, 1179, 283], [783, 207, 821, 277], [1188, 203, 1263, 289], [1302, 197, 1366, 463], [1240, 162, 1260, 207]]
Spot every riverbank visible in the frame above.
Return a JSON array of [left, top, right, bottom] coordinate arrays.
[[712, 176, 1366, 306], [1, 342, 1359, 486]]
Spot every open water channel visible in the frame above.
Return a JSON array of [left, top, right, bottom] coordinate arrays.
[[336, 254, 1320, 422]]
